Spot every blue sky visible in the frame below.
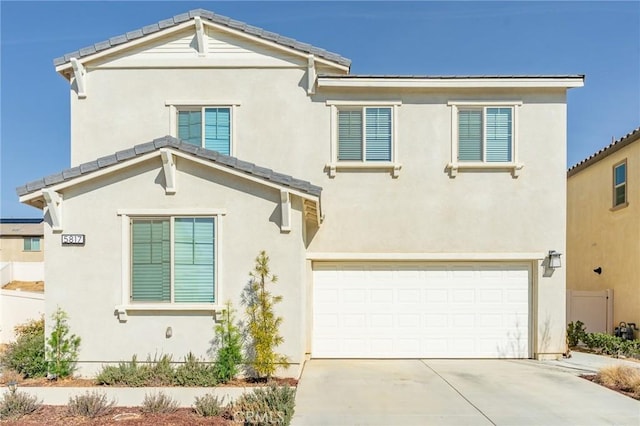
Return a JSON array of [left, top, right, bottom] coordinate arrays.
[[1, 1, 639, 218]]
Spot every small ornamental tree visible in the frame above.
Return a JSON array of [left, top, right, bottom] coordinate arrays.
[[213, 300, 243, 383], [46, 307, 81, 378], [245, 251, 289, 380]]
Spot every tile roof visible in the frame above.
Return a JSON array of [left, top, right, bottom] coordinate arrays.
[[318, 74, 585, 79], [16, 136, 322, 198], [53, 9, 351, 68], [567, 127, 640, 177]]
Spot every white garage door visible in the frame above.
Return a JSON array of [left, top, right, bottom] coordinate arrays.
[[312, 263, 530, 358]]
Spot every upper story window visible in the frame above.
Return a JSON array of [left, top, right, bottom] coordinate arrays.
[[458, 107, 513, 163], [177, 107, 231, 156], [23, 237, 41, 252], [338, 107, 392, 162], [326, 101, 402, 178], [613, 160, 627, 208], [447, 101, 522, 178], [131, 216, 216, 304]]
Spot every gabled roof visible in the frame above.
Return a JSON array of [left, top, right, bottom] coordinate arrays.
[[16, 136, 322, 199], [53, 9, 351, 69], [568, 127, 640, 177]]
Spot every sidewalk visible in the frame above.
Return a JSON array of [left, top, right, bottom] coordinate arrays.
[[5, 385, 253, 407], [542, 350, 640, 374]]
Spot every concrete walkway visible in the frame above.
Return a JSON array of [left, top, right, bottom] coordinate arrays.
[[292, 358, 640, 426], [7, 386, 251, 407]]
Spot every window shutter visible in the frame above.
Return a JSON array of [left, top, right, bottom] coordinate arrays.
[[174, 218, 215, 303], [485, 108, 512, 162], [338, 110, 363, 161], [177, 111, 202, 146], [458, 109, 482, 161], [131, 219, 170, 302], [204, 108, 231, 155], [365, 108, 392, 161]]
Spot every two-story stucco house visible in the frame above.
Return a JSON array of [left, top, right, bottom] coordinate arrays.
[[17, 9, 583, 377], [567, 127, 640, 336]]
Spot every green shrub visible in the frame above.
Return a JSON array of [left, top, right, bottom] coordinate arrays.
[[95, 355, 150, 387], [193, 393, 226, 417], [233, 383, 296, 426], [141, 391, 179, 413], [175, 352, 218, 387], [145, 354, 175, 386], [582, 332, 640, 358], [245, 251, 290, 380], [566, 321, 586, 347], [46, 307, 81, 378], [0, 318, 46, 378], [0, 390, 42, 420], [67, 391, 115, 418], [214, 301, 243, 383]]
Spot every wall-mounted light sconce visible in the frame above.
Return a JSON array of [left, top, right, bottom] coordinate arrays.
[[7, 381, 17, 394], [165, 326, 173, 339], [593, 267, 602, 275], [548, 250, 562, 269]]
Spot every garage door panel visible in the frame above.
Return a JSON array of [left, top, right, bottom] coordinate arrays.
[[312, 263, 530, 358]]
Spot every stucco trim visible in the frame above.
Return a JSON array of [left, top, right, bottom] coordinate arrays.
[[306, 252, 546, 261], [318, 76, 584, 89]]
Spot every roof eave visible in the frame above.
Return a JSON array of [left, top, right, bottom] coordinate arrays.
[[54, 10, 351, 77], [317, 76, 585, 89], [568, 127, 640, 177]]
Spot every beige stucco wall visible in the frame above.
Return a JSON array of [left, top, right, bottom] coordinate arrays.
[[50, 36, 573, 367], [0, 237, 43, 262], [567, 142, 640, 328], [44, 158, 307, 376]]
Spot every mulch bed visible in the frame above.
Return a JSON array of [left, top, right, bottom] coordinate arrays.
[[2, 406, 234, 425], [580, 374, 640, 401]]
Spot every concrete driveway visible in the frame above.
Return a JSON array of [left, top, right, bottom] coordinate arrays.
[[292, 359, 640, 425]]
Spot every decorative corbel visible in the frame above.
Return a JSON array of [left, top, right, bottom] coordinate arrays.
[[280, 190, 291, 233], [307, 55, 316, 95], [511, 163, 524, 178], [392, 165, 402, 178], [447, 163, 458, 178], [42, 189, 63, 232], [70, 58, 87, 99], [194, 16, 206, 56], [160, 149, 177, 194]]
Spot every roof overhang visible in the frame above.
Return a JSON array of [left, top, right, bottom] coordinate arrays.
[[55, 10, 350, 79], [317, 75, 585, 89], [568, 127, 640, 177], [18, 138, 323, 229]]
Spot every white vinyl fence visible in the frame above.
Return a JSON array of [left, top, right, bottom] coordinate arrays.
[[0, 289, 45, 343], [0, 261, 44, 285]]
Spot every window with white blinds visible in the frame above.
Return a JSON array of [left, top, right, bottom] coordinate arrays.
[[338, 107, 392, 162], [458, 107, 513, 163], [131, 217, 216, 304]]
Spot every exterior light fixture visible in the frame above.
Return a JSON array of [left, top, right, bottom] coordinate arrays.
[[7, 381, 17, 393], [165, 326, 173, 338], [548, 250, 562, 269], [593, 267, 602, 275]]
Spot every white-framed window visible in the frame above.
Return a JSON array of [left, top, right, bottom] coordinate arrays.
[[326, 101, 402, 177], [166, 101, 240, 157], [613, 160, 627, 208], [458, 107, 513, 163], [117, 210, 226, 310], [23, 237, 41, 252], [447, 101, 522, 177], [338, 107, 392, 162]]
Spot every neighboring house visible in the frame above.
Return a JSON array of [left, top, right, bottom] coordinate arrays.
[[567, 127, 640, 335], [0, 218, 45, 343], [16, 9, 583, 377], [0, 218, 44, 263]]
